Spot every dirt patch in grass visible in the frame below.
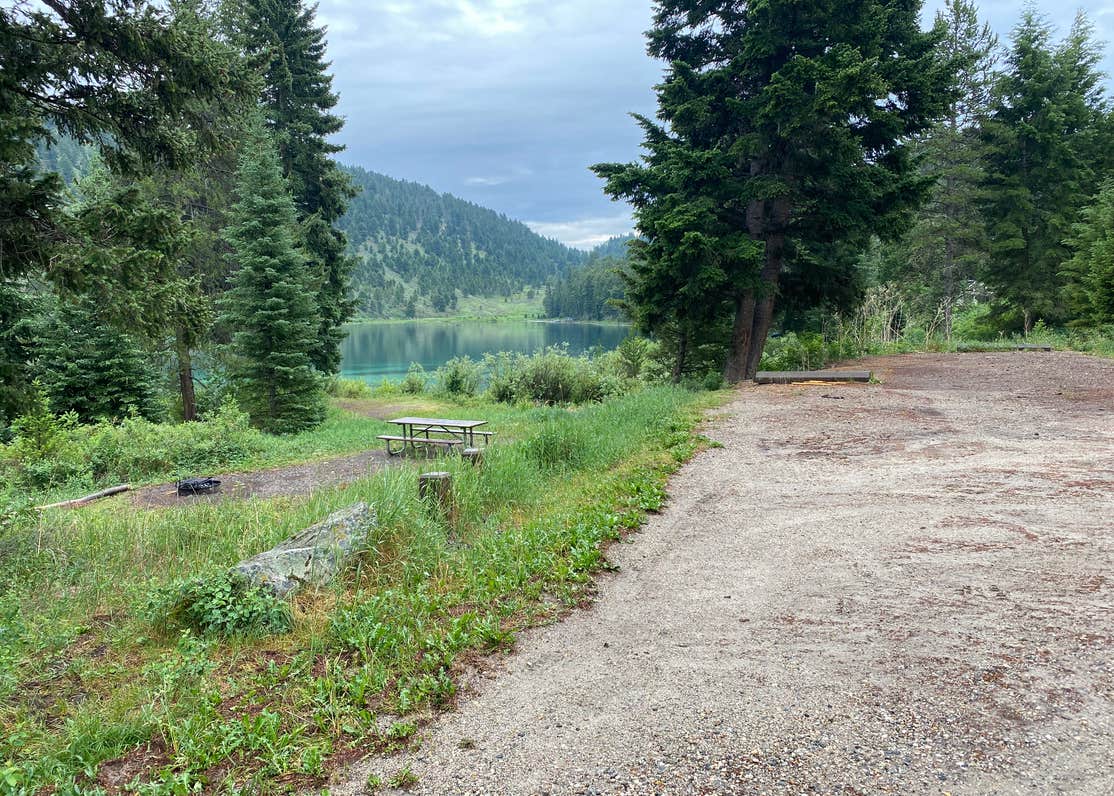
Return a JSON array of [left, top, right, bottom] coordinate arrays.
[[128, 449, 390, 509]]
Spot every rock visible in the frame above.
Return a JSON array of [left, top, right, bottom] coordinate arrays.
[[231, 502, 375, 596]]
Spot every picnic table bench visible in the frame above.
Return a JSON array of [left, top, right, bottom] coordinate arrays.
[[378, 417, 494, 457]]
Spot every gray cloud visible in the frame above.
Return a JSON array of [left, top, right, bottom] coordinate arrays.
[[320, 1, 1112, 248]]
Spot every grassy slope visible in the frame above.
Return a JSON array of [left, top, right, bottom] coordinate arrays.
[[0, 387, 724, 793]]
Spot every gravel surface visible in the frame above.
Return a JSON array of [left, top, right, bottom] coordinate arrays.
[[337, 352, 1113, 795]]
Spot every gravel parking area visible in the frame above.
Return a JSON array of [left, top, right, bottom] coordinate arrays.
[[340, 352, 1113, 795]]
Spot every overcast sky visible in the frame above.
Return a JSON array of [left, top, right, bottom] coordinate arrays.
[[318, 1, 1114, 249]]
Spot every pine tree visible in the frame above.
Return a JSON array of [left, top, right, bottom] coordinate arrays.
[[979, 11, 1106, 331], [594, 0, 953, 381], [220, 137, 325, 434], [1063, 179, 1114, 324], [899, 0, 998, 337], [35, 296, 162, 423], [232, 0, 357, 374]]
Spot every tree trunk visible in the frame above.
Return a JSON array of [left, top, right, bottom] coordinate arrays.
[[175, 327, 198, 422], [724, 232, 786, 383], [724, 291, 756, 384], [671, 329, 689, 384], [743, 233, 786, 380]]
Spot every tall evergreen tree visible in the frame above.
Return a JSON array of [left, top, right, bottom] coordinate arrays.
[[898, 0, 997, 336], [232, 0, 357, 373], [978, 10, 1106, 331], [594, 0, 953, 381], [0, 0, 248, 282], [220, 136, 325, 434], [1063, 179, 1114, 325]]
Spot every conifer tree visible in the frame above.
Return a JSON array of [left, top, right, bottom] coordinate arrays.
[[978, 11, 1106, 331], [35, 296, 162, 423], [900, 0, 997, 336], [1063, 179, 1114, 325], [232, 0, 357, 374], [595, 0, 952, 381], [220, 136, 325, 434]]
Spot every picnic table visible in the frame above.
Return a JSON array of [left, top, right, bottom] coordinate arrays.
[[378, 417, 493, 457]]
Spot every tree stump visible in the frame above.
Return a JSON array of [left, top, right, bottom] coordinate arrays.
[[419, 471, 455, 524], [462, 447, 484, 466]]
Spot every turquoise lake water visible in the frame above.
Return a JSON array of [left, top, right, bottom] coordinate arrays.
[[339, 320, 631, 383]]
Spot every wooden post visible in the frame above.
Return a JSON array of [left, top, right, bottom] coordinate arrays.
[[418, 471, 455, 525], [462, 447, 484, 467]]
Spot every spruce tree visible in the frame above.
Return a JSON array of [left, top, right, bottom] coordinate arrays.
[[978, 11, 1106, 331], [1063, 179, 1114, 325], [220, 137, 325, 434], [233, 0, 357, 374], [594, 0, 953, 381], [899, 0, 997, 336], [35, 296, 162, 423]]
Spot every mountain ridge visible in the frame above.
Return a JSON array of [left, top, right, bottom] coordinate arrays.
[[338, 164, 585, 318]]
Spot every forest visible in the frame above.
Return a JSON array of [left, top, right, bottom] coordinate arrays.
[[2, 0, 356, 437], [339, 166, 582, 318]]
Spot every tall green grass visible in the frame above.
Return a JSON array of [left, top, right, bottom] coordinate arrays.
[[0, 386, 716, 793]]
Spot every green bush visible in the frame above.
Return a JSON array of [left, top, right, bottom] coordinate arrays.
[[327, 377, 373, 400], [401, 363, 426, 394], [434, 356, 482, 397], [146, 570, 292, 637], [1, 397, 268, 492], [85, 399, 265, 483], [482, 347, 630, 405], [3, 385, 91, 489]]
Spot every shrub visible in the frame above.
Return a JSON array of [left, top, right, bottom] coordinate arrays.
[[147, 570, 292, 637], [327, 377, 373, 400], [4, 385, 91, 489], [434, 356, 481, 397], [616, 336, 652, 379], [401, 363, 426, 394], [86, 399, 265, 483], [483, 347, 630, 405]]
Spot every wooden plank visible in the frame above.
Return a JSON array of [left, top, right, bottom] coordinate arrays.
[[1015, 344, 1052, 351], [377, 435, 461, 446], [389, 417, 487, 428], [755, 370, 873, 385]]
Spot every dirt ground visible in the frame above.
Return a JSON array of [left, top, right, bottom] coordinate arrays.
[[338, 352, 1113, 795], [129, 449, 389, 508]]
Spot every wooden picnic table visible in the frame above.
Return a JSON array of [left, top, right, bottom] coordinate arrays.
[[379, 417, 492, 456]]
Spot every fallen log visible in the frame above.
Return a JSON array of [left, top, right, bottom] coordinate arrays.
[[36, 484, 131, 511], [755, 370, 873, 385]]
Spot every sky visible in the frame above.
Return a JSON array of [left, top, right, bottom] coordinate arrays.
[[318, 1, 1114, 250]]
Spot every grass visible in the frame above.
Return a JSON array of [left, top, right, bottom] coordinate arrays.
[[0, 386, 724, 793]]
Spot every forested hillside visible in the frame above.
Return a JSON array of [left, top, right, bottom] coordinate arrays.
[[339, 165, 584, 317], [543, 236, 633, 320]]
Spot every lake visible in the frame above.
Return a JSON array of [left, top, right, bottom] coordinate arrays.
[[340, 320, 631, 383]]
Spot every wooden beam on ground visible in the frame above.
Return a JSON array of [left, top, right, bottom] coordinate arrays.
[[1015, 344, 1052, 351], [755, 370, 873, 385], [36, 484, 131, 511]]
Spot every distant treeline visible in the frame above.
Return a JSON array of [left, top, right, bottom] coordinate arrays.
[[338, 166, 583, 317], [543, 238, 633, 320]]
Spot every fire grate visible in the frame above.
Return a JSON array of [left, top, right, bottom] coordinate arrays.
[[177, 477, 222, 496]]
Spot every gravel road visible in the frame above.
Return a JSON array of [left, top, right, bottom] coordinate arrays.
[[340, 352, 1114, 795]]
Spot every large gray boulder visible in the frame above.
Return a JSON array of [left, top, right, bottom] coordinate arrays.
[[232, 502, 375, 597]]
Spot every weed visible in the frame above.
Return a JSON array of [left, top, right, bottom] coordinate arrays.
[[388, 764, 418, 788], [146, 570, 293, 637]]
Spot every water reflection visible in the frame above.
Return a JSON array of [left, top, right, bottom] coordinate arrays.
[[340, 320, 630, 383]]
